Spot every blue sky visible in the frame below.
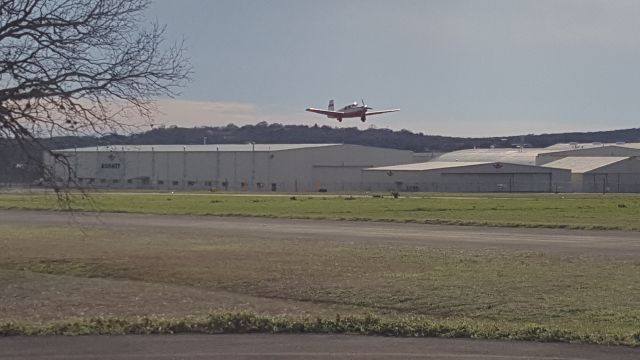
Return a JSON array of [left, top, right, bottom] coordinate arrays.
[[147, 0, 640, 137]]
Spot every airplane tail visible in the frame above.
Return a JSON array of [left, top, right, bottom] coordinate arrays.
[[328, 100, 334, 111]]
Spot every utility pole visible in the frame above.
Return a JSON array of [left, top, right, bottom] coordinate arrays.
[[151, 147, 156, 188], [182, 146, 187, 189], [250, 142, 255, 191]]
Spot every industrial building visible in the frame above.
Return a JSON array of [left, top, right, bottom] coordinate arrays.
[[436, 142, 640, 166], [433, 148, 557, 166], [536, 143, 640, 165], [363, 142, 640, 193], [362, 161, 571, 193], [544, 156, 640, 193], [45, 144, 414, 192], [45, 142, 640, 193]]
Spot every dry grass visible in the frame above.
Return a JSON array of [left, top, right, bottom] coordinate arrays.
[[1, 221, 640, 344]]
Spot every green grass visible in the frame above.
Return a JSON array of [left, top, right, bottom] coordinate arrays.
[[1, 192, 640, 230], [1, 222, 640, 344]]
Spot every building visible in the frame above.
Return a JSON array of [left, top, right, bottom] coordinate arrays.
[[45, 142, 640, 193], [362, 161, 571, 193], [544, 156, 640, 193], [536, 143, 640, 165], [45, 144, 414, 192], [433, 148, 557, 166], [435, 143, 640, 166], [421, 143, 640, 193]]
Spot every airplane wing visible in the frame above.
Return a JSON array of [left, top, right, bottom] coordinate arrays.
[[366, 109, 400, 116], [306, 108, 344, 116]]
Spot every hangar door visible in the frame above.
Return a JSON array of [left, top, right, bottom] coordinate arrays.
[[441, 173, 552, 192], [582, 174, 640, 193], [311, 165, 365, 191]]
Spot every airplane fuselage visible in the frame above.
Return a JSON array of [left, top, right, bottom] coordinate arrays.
[[327, 104, 368, 119], [306, 100, 399, 122]]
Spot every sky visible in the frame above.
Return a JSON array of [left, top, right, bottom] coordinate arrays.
[[146, 0, 640, 137]]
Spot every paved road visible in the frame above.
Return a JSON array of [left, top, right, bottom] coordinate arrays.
[[0, 334, 638, 360], [1, 209, 640, 257]]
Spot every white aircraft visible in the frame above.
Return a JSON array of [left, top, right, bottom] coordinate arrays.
[[306, 99, 400, 122]]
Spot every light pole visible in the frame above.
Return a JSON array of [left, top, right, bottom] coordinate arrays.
[[182, 145, 187, 189], [250, 142, 255, 191]]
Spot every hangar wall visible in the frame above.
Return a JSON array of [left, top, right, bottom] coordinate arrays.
[[44, 142, 640, 193], [426, 143, 640, 193], [546, 156, 640, 193], [578, 173, 640, 193], [45, 144, 414, 192], [362, 162, 572, 193], [551, 157, 640, 193]]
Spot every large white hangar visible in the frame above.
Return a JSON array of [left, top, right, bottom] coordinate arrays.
[[45, 144, 414, 192], [536, 143, 640, 164], [362, 161, 571, 193], [544, 156, 640, 193], [435, 142, 640, 166], [424, 142, 640, 193], [433, 148, 557, 166], [44, 141, 640, 193]]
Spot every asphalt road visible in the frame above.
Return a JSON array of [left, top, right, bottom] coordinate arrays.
[[1, 209, 640, 257], [1, 334, 638, 360]]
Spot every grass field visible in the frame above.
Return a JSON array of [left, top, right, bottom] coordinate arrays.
[[1, 216, 640, 345], [1, 191, 640, 230]]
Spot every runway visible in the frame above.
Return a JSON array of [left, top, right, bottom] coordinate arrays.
[[1, 209, 639, 257], [1, 334, 638, 360]]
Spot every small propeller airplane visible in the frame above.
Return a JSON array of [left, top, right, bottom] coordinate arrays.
[[306, 99, 399, 122]]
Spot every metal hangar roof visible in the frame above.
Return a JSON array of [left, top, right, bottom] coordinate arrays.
[[54, 144, 343, 153]]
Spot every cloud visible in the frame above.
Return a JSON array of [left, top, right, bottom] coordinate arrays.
[[149, 99, 260, 127]]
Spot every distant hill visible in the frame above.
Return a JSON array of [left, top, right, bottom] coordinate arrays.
[[2, 123, 640, 183]]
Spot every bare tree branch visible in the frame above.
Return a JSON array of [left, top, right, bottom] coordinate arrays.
[[0, 0, 191, 191]]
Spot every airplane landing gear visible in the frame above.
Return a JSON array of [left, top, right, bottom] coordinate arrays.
[[337, 118, 342, 122], [361, 116, 366, 122]]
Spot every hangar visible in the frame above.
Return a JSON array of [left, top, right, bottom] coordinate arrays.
[[544, 156, 640, 193], [433, 148, 557, 166], [362, 161, 571, 193], [436, 142, 640, 166], [536, 143, 640, 164], [45, 141, 640, 193], [362, 142, 640, 193], [45, 144, 414, 192]]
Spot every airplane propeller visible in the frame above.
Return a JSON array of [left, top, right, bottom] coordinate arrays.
[[361, 99, 372, 110]]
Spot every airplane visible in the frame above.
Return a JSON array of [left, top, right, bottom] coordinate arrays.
[[306, 99, 399, 122]]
